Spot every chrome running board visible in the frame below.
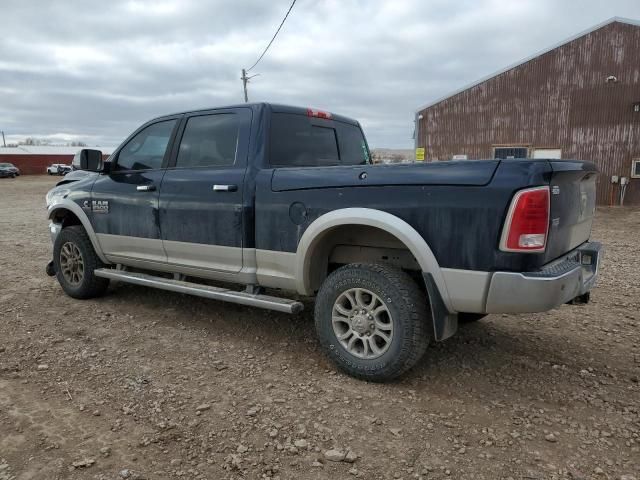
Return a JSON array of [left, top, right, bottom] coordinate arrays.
[[94, 268, 304, 314]]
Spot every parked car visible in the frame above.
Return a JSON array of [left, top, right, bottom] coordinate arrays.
[[0, 164, 17, 178], [47, 164, 64, 175], [0, 162, 20, 176], [44, 103, 601, 381], [47, 163, 71, 175]]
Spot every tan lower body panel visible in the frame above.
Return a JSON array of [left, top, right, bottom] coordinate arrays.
[[98, 233, 299, 292]]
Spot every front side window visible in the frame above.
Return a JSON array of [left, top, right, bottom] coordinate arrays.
[[176, 114, 239, 168], [116, 119, 176, 171]]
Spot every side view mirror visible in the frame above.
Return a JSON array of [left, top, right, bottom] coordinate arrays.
[[74, 149, 104, 172]]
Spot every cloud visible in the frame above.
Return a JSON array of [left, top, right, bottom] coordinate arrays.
[[0, 0, 638, 148]]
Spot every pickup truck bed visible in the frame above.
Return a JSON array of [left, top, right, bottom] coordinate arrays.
[[45, 102, 601, 382]]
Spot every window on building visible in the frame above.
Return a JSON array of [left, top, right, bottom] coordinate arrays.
[[176, 114, 240, 168], [632, 159, 640, 179], [533, 148, 562, 159], [493, 147, 529, 159], [116, 120, 177, 171]]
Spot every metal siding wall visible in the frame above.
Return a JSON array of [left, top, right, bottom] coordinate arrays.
[[418, 22, 640, 205]]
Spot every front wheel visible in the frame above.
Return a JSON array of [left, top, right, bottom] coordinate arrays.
[[53, 225, 109, 299], [314, 263, 430, 382]]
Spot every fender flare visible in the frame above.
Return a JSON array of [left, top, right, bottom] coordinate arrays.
[[47, 200, 109, 264], [294, 208, 453, 312]]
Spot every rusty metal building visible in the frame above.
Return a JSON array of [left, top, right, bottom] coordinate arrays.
[[415, 17, 640, 206]]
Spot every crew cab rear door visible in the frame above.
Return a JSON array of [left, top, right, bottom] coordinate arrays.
[[158, 108, 251, 273]]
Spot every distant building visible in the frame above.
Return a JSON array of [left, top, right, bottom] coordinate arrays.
[[0, 146, 114, 175], [415, 17, 640, 205], [371, 148, 414, 164]]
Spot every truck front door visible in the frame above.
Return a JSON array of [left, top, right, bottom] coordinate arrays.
[[158, 108, 251, 273], [90, 117, 179, 263]]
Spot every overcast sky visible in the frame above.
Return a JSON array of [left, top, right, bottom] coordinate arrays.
[[0, 0, 638, 149]]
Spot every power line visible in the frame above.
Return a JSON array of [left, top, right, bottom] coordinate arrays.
[[247, 0, 297, 72], [241, 0, 297, 102]]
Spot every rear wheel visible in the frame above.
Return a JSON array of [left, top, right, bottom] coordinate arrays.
[[315, 263, 429, 382], [53, 225, 109, 299]]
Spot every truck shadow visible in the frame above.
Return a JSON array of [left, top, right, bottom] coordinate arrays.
[[104, 283, 617, 397]]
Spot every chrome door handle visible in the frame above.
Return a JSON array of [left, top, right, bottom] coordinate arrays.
[[136, 185, 156, 192], [213, 184, 238, 192]]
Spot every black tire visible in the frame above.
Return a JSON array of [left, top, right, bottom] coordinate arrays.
[[53, 225, 109, 299], [458, 313, 487, 324], [314, 263, 430, 382]]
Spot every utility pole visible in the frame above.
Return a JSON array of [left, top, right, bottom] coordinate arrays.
[[1, 131, 5, 147], [241, 69, 249, 103], [240, 69, 259, 103]]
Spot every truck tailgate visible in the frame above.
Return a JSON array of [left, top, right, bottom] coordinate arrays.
[[544, 160, 598, 263]]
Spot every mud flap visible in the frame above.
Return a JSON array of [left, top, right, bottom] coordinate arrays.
[[423, 272, 458, 341]]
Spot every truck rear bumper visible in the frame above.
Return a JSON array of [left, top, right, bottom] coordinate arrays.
[[484, 241, 601, 314]]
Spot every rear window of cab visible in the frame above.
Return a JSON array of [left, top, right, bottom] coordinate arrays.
[[269, 113, 370, 167]]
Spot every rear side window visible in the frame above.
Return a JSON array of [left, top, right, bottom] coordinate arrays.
[[176, 114, 240, 168], [270, 113, 369, 167], [116, 119, 177, 171]]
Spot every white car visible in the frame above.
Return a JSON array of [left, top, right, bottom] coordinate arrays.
[[47, 164, 71, 175]]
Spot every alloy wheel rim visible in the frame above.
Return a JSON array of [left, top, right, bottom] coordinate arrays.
[[331, 288, 393, 359], [60, 242, 84, 286]]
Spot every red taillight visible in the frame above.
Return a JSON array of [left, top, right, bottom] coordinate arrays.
[[307, 108, 332, 119], [500, 186, 550, 252]]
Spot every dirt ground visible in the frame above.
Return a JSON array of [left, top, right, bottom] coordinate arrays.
[[0, 175, 638, 480]]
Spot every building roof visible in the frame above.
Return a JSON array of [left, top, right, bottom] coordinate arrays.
[[416, 17, 640, 113], [0, 146, 115, 155]]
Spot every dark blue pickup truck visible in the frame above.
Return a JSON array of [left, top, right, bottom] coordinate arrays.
[[45, 103, 601, 381]]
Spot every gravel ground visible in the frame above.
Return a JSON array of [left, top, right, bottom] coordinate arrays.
[[0, 175, 638, 480]]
